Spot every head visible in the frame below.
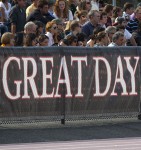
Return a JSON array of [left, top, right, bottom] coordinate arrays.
[[59, 38, 69, 46], [113, 6, 123, 18], [100, 11, 107, 25], [103, 4, 113, 17], [96, 31, 109, 46], [135, 6, 141, 22], [46, 21, 58, 34], [78, 0, 91, 12], [38, 34, 49, 46], [1, 32, 15, 46], [24, 33, 37, 46], [34, 20, 44, 36], [117, 17, 127, 27], [17, 0, 26, 8], [24, 22, 37, 34], [112, 31, 125, 46], [76, 32, 87, 46], [123, 3, 134, 15], [105, 26, 116, 42], [52, 19, 64, 30], [38, 0, 49, 14], [66, 35, 78, 46], [54, 0, 69, 18], [88, 10, 100, 25], [70, 20, 81, 33], [77, 10, 88, 24]]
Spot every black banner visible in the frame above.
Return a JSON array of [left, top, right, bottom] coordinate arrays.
[[0, 47, 140, 121]]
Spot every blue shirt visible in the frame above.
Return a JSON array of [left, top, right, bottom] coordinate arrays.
[[126, 18, 139, 33]]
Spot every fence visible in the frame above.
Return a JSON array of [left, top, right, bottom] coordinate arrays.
[[0, 46, 140, 124]]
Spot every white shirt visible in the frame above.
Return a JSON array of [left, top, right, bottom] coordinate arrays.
[[0, 2, 11, 21], [45, 32, 54, 46], [53, 10, 73, 21], [91, 1, 99, 11], [108, 42, 118, 47], [124, 29, 132, 40]]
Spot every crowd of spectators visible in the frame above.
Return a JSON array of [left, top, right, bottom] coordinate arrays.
[[0, 0, 141, 47]]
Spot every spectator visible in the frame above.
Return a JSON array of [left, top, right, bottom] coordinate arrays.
[[34, 20, 44, 36], [76, 32, 87, 47], [26, 0, 54, 25], [53, 0, 73, 22], [82, 10, 101, 39], [94, 31, 109, 46], [77, 10, 88, 26], [24, 21, 37, 34], [105, 26, 116, 43], [26, 0, 39, 18], [123, 3, 134, 21], [99, 11, 107, 29], [112, 6, 123, 24], [38, 34, 49, 46], [103, 4, 113, 27], [1, 32, 14, 46], [45, 21, 58, 46], [66, 34, 77, 46], [126, 6, 141, 33], [9, 0, 26, 34], [108, 31, 126, 47], [23, 33, 38, 46], [77, 0, 91, 13]]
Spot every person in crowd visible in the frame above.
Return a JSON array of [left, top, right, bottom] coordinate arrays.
[[94, 31, 109, 47], [0, 0, 11, 23], [52, 18, 65, 42], [34, 20, 44, 36], [76, 32, 87, 47], [132, 22, 141, 46], [24, 21, 37, 34], [68, 0, 78, 16], [99, 11, 107, 29], [103, 4, 113, 27], [77, 10, 88, 26], [77, 0, 92, 13], [108, 31, 126, 47], [58, 38, 69, 46], [26, 0, 54, 25], [126, 6, 141, 33], [26, 0, 39, 17], [112, 6, 123, 24], [82, 10, 101, 39], [66, 20, 82, 37], [66, 34, 78, 46], [23, 33, 38, 46], [14, 32, 24, 46], [38, 34, 49, 46], [45, 21, 58, 46], [122, 2, 134, 21], [105, 26, 116, 43], [53, 0, 73, 22], [115, 17, 137, 46], [9, 0, 26, 34], [1, 32, 14, 46], [87, 26, 105, 47]]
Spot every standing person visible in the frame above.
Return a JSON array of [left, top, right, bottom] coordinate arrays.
[[26, 0, 54, 25], [9, 0, 26, 34], [82, 10, 101, 39], [53, 0, 73, 22]]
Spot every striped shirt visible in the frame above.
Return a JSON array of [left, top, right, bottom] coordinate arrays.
[[126, 18, 139, 33]]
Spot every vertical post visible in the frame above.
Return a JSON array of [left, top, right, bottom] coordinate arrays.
[[112, 0, 116, 6]]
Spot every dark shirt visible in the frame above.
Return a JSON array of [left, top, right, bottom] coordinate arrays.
[[105, 16, 112, 27], [26, 9, 54, 25], [126, 18, 139, 33], [9, 5, 26, 33], [132, 31, 141, 46], [82, 21, 101, 39]]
